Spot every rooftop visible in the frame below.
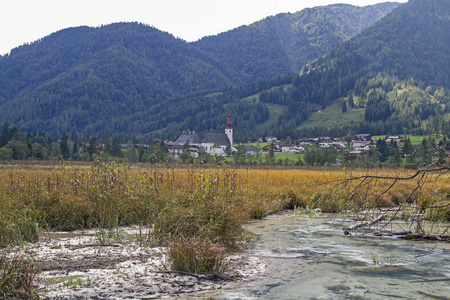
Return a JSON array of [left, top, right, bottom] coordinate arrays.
[[202, 133, 230, 147], [175, 131, 202, 144]]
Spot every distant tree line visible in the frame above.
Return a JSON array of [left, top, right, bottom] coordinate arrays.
[[0, 120, 448, 170]]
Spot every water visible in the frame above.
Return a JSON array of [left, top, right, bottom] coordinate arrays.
[[203, 213, 450, 299]]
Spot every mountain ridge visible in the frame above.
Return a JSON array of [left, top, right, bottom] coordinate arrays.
[[194, 2, 400, 84], [254, 0, 450, 137], [0, 2, 416, 139]]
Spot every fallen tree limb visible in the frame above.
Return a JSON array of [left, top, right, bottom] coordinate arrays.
[[417, 291, 450, 300], [374, 230, 412, 236], [371, 231, 450, 241], [397, 233, 450, 242], [413, 278, 450, 283], [343, 213, 385, 231]]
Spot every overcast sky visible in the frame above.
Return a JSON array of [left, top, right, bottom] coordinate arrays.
[[0, 0, 407, 55]]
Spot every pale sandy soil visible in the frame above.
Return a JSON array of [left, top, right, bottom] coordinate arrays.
[[19, 226, 265, 299]]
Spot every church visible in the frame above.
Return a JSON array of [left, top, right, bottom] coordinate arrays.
[[173, 114, 235, 156]]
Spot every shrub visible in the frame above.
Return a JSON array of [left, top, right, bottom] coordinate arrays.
[[168, 238, 227, 275]]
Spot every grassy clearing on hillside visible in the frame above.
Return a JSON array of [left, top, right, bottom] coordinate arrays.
[[240, 86, 291, 132], [241, 84, 292, 104], [299, 101, 365, 129], [254, 104, 287, 131]]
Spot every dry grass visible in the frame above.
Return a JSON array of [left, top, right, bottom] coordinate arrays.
[[0, 162, 448, 290], [0, 250, 40, 299], [0, 163, 448, 247], [168, 237, 227, 275]]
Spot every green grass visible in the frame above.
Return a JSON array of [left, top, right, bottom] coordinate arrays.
[[255, 104, 287, 131], [241, 94, 259, 103], [373, 135, 444, 143], [241, 84, 292, 104], [224, 153, 303, 165], [205, 92, 223, 98], [273, 153, 303, 162], [234, 142, 268, 150], [299, 101, 365, 129]]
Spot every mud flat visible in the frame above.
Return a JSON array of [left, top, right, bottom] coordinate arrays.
[[17, 227, 265, 299]]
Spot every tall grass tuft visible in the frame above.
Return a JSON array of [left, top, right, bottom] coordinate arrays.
[[151, 170, 245, 248], [168, 237, 227, 275], [0, 210, 38, 247], [0, 251, 40, 299], [88, 162, 130, 228]]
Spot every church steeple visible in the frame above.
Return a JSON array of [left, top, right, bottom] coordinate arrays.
[[226, 114, 232, 129], [225, 114, 233, 145]]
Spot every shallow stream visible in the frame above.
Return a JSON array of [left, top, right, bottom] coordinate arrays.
[[201, 212, 450, 299]]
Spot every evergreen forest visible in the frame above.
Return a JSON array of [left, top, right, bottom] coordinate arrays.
[[0, 0, 449, 146]]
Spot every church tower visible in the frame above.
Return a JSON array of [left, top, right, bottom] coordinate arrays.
[[225, 114, 233, 146]]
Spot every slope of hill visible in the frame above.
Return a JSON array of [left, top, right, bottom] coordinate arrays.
[[194, 2, 400, 84], [0, 23, 232, 104], [243, 0, 450, 138], [0, 3, 402, 138], [0, 23, 235, 136]]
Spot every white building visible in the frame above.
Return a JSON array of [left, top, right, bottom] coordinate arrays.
[[173, 114, 234, 157]]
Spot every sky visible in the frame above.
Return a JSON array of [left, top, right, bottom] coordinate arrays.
[[0, 0, 407, 55]]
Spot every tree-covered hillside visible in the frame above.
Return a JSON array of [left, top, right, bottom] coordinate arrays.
[[175, 0, 450, 140], [0, 23, 236, 137], [246, 0, 450, 138], [194, 2, 399, 84], [0, 3, 399, 138]]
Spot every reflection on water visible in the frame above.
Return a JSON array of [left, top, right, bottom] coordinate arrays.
[[205, 213, 450, 299]]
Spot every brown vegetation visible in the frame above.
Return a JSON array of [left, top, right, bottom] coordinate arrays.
[[0, 162, 448, 296], [0, 163, 448, 247]]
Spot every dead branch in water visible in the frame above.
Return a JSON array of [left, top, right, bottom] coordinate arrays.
[[343, 213, 386, 231], [337, 160, 449, 237]]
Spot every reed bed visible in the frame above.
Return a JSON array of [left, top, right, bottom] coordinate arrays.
[[0, 163, 448, 247], [0, 163, 448, 282]]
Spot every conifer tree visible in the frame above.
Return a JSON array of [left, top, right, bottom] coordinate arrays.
[[342, 101, 347, 113], [59, 132, 70, 159]]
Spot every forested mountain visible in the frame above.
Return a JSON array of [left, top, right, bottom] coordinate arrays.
[[0, 23, 234, 136], [0, 3, 399, 138], [229, 0, 450, 138], [194, 2, 399, 84], [135, 0, 450, 141]]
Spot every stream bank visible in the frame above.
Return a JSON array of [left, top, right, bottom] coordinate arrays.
[[195, 212, 449, 300]]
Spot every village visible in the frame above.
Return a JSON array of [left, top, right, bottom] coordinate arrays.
[[149, 115, 446, 165]]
